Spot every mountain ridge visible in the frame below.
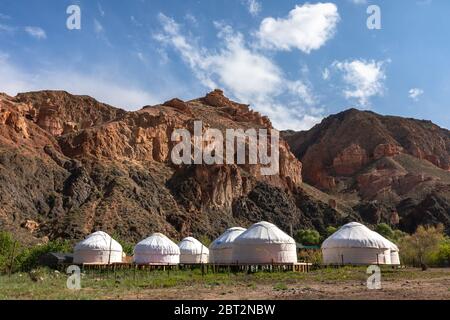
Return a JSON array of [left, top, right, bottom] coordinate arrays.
[[1, 89, 449, 244]]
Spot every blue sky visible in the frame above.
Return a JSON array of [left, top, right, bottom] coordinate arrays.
[[0, 0, 449, 130]]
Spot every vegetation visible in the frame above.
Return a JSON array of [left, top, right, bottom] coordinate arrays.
[[112, 233, 134, 256], [295, 229, 321, 246], [0, 231, 71, 274], [375, 223, 407, 242], [399, 225, 447, 268], [326, 226, 337, 237]]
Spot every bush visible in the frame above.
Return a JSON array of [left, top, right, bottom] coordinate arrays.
[[295, 229, 321, 246], [326, 226, 337, 237], [198, 235, 212, 247], [18, 239, 72, 272], [436, 238, 450, 266], [376, 223, 394, 240], [0, 231, 22, 274], [298, 249, 323, 266], [399, 225, 445, 267], [112, 233, 134, 256]]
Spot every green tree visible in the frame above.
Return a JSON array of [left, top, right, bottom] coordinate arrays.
[[436, 238, 450, 266], [399, 225, 445, 268], [0, 231, 21, 273], [326, 226, 337, 237], [295, 229, 321, 246], [18, 239, 72, 271], [111, 233, 134, 256], [376, 223, 394, 240]]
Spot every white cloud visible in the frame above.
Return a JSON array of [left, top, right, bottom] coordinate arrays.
[[94, 19, 104, 34], [0, 13, 11, 20], [322, 68, 330, 80], [348, 0, 367, 5], [0, 53, 159, 109], [98, 3, 105, 17], [244, 0, 262, 17], [333, 59, 388, 106], [154, 14, 321, 130], [24, 26, 46, 39], [409, 88, 424, 101], [256, 3, 340, 54]]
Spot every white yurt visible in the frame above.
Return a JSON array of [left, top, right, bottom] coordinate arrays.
[[178, 237, 209, 264], [322, 222, 394, 265], [387, 239, 401, 265], [209, 227, 246, 264], [232, 222, 297, 264], [74, 231, 123, 265], [134, 233, 180, 265]]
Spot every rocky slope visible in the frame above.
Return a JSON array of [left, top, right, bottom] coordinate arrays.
[[0, 90, 354, 244], [283, 108, 450, 234]]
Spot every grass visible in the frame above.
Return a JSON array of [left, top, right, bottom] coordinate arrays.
[[1, 266, 449, 300]]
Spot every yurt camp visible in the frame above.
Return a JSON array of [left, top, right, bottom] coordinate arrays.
[[178, 237, 209, 264], [134, 233, 180, 265], [232, 221, 297, 264], [322, 222, 397, 265], [74, 231, 123, 265], [209, 227, 246, 264]]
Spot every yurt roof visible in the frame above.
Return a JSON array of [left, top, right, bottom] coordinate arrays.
[[74, 231, 122, 252], [210, 227, 246, 249], [134, 233, 180, 255], [322, 222, 393, 249], [234, 222, 295, 245], [178, 237, 209, 255]]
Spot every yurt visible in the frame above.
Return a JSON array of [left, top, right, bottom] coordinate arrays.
[[232, 222, 297, 264], [178, 237, 209, 264], [387, 240, 401, 265], [134, 233, 180, 265], [322, 222, 394, 265], [74, 231, 123, 265], [209, 227, 246, 264]]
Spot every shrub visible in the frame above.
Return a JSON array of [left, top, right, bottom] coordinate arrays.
[[399, 225, 445, 267], [295, 229, 321, 246], [436, 238, 450, 266], [298, 249, 323, 266], [0, 231, 21, 274], [198, 235, 212, 247], [18, 239, 72, 272], [326, 226, 337, 237], [376, 223, 394, 240], [112, 233, 134, 256]]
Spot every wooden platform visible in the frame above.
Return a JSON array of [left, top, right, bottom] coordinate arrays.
[[78, 262, 312, 273]]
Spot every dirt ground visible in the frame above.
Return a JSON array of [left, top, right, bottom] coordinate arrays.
[[2, 267, 450, 300], [100, 269, 450, 300]]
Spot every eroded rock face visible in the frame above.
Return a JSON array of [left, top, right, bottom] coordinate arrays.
[[333, 144, 368, 176], [283, 108, 450, 234], [374, 143, 403, 160], [0, 90, 311, 244]]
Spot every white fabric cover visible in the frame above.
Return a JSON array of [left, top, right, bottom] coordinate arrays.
[[322, 222, 399, 265], [232, 222, 297, 264], [390, 250, 401, 265], [322, 247, 391, 265], [134, 233, 180, 265], [178, 237, 209, 264], [209, 227, 246, 264], [74, 231, 123, 265]]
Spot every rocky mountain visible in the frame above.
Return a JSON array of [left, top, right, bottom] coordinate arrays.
[[0, 90, 355, 244], [283, 108, 450, 234]]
